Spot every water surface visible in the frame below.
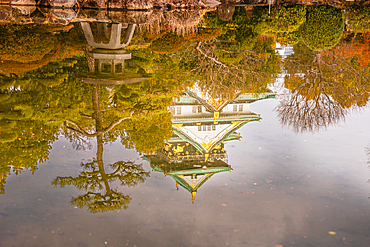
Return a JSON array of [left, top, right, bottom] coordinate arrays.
[[1, 4, 370, 247]]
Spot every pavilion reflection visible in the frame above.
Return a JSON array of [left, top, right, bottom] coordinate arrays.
[[145, 88, 275, 203], [79, 21, 148, 87]]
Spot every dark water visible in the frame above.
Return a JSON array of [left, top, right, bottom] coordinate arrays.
[[1, 4, 370, 247]]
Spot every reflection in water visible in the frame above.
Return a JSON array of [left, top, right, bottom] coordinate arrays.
[[146, 88, 275, 202], [217, 3, 235, 22], [277, 41, 370, 133], [52, 133, 149, 213], [274, 5, 370, 133], [54, 82, 150, 213], [366, 145, 370, 199], [1, 4, 370, 246], [79, 22, 147, 86], [50, 23, 152, 213]]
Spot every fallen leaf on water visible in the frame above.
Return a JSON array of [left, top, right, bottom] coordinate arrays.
[[328, 231, 336, 235], [221, 204, 227, 206]]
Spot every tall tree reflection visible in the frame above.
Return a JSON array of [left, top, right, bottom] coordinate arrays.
[[53, 83, 150, 213], [52, 137, 149, 213], [276, 6, 370, 133], [278, 42, 370, 132]]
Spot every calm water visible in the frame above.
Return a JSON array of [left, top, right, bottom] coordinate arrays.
[[1, 4, 370, 247]]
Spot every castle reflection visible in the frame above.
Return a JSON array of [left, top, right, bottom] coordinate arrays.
[[145, 88, 275, 203]]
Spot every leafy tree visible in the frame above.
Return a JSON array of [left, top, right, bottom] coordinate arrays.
[[330, 33, 370, 68], [0, 119, 60, 194], [278, 41, 370, 133], [254, 5, 306, 34], [52, 136, 149, 213], [0, 55, 93, 194], [275, 30, 301, 46], [344, 6, 370, 34], [150, 33, 192, 54], [120, 111, 172, 154], [0, 24, 59, 63], [180, 35, 280, 100], [300, 6, 344, 51]]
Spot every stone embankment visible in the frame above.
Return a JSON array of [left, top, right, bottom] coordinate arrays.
[[0, 4, 207, 27], [0, 0, 368, 11], [0, 0, 222, 9]]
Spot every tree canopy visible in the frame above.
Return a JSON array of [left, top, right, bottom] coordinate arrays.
[[300, 6, 344, 51]]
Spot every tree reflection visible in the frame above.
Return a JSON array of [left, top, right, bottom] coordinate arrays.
[[277, 91, 347, 133], [52, 140, 149, 213], [300, 6, 343, 51], [53, 83, 149, 213], [183, 7, 281, 100], [277, 39, 370, 133]]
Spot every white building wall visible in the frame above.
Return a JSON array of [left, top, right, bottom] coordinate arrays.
[[221, 103, 251, 113]]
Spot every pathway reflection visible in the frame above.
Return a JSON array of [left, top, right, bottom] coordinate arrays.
[[146, 88, 275, 203]]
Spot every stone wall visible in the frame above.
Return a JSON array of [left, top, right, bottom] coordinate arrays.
[[0, 0, 369, 11], [0, 0, 218, 9]]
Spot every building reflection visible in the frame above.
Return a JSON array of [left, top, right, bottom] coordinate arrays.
[[145, 88, 275, 203]]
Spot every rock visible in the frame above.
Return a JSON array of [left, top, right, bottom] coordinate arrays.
[[125, 0, 153, 10], [0, 0, 12, 5], [78, 9, 110, 22], [38, 0, 76, 8], [12, 5, 36, 15], [81, 0, 107, 9], [11, 0, 36, 5], [52, 8, 77, 19], [0, 6, 11, 21]]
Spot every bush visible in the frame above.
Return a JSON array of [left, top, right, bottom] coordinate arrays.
[[300, 6, 344, 51]]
